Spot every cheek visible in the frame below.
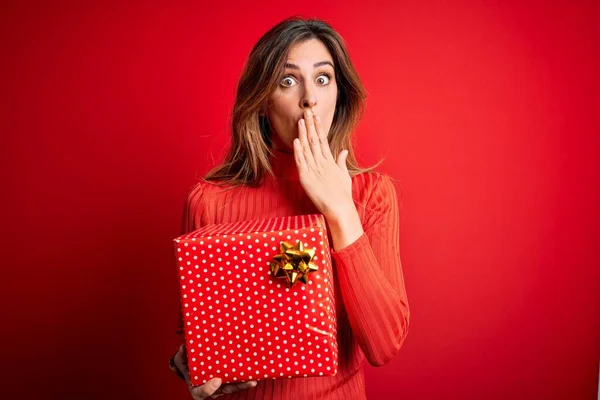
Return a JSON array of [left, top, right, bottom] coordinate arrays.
[[324, 88, 337, 115], [267, 102, 296, 138], [269, 95, 295, 120], [325, 95, 337, 123]]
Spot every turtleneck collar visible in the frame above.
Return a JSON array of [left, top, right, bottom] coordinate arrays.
[[269, 147, 299, 181]]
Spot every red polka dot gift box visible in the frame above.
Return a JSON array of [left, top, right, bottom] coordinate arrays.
[[173, 213, 339, 386]]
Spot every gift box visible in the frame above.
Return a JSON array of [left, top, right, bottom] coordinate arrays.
[[173, 213, 338, 386]]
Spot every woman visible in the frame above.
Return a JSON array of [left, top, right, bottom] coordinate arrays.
[[169, 16, 410, 399]]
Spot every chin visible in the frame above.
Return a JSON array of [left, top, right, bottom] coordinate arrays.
[[283, 142, 295, 152], [271, 136, 294, 152]]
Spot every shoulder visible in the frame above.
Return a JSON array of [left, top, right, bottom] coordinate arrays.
[[351, 172, 402, 232], [350, 171, 400, 222], [184, 178, 243, 208], [186, 177, 230, 195], [352, 171, 399, 200], [183, 179, 212, 208], [183, 180, 206, 207], [181, 179, 232, 229]]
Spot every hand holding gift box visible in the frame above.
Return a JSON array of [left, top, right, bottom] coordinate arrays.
[[173, 213, 338, 387]]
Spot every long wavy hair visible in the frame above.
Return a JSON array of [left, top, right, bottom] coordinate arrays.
[[203, 16, 383, 189]]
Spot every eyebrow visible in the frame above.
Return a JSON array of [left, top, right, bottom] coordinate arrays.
[[285, 61, 334, 69]]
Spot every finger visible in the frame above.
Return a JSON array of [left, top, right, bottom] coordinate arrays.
[[173, 345, 186, 370], [237, 381, 258, 390], [173, 345, 190, 384], [293, 138, 307, 173], [169, 345, 183, 370], [190, 378, 222, 400], [220, 380, 258, 395], [304, 109, 323, 159], [297, 118, 316, 169], [169, 356, 186, 381], [314, 114, 333, 160], [337, 149, 349, 171], [220, 384, 239, 394]]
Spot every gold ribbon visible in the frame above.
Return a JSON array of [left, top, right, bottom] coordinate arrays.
[[270, 240, 319, 287]]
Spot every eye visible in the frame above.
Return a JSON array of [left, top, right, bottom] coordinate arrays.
[[316, 73, 331, 85], [280, 76, 297, 88]]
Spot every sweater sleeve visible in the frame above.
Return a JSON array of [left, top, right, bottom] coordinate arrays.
[[175, 183, 205, 337], [330, 174, 410, 366]]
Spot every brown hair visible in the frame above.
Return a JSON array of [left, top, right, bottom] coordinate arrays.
[[203, 16, 383, 189]]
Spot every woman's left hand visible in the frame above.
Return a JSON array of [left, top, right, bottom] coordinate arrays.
[[293, 108, 354, 223]]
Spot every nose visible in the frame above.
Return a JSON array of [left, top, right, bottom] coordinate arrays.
[[300, 84, 317, 110]]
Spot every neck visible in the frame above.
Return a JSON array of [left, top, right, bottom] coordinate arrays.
[[269, 147, 299, 181]]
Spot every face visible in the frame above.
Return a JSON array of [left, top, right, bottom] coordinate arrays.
[[266, 38, 338, 152]]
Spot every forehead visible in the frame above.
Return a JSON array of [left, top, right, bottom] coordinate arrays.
[[286, 39, 334, 65]]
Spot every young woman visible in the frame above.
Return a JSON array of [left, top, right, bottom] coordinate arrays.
[[169, 16, 410, 400]]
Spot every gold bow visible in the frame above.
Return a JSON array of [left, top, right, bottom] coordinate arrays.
[[270, 240, 319, 287]]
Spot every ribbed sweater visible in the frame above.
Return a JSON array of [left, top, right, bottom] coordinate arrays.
[[176, 148, 410, 399]]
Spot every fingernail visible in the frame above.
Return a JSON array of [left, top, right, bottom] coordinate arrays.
[[306, 109, 312, 117], [300, 118, 305, 125], [212, 378, 222, 388], [315, 115, 320, 122]]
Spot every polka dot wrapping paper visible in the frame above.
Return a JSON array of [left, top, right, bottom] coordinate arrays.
[[173, 213, 339, 386]]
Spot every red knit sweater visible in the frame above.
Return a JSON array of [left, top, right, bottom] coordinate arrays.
[[177, 148, 410, 399]]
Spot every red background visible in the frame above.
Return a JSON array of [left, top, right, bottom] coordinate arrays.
[[2, 1, 599, 399]]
